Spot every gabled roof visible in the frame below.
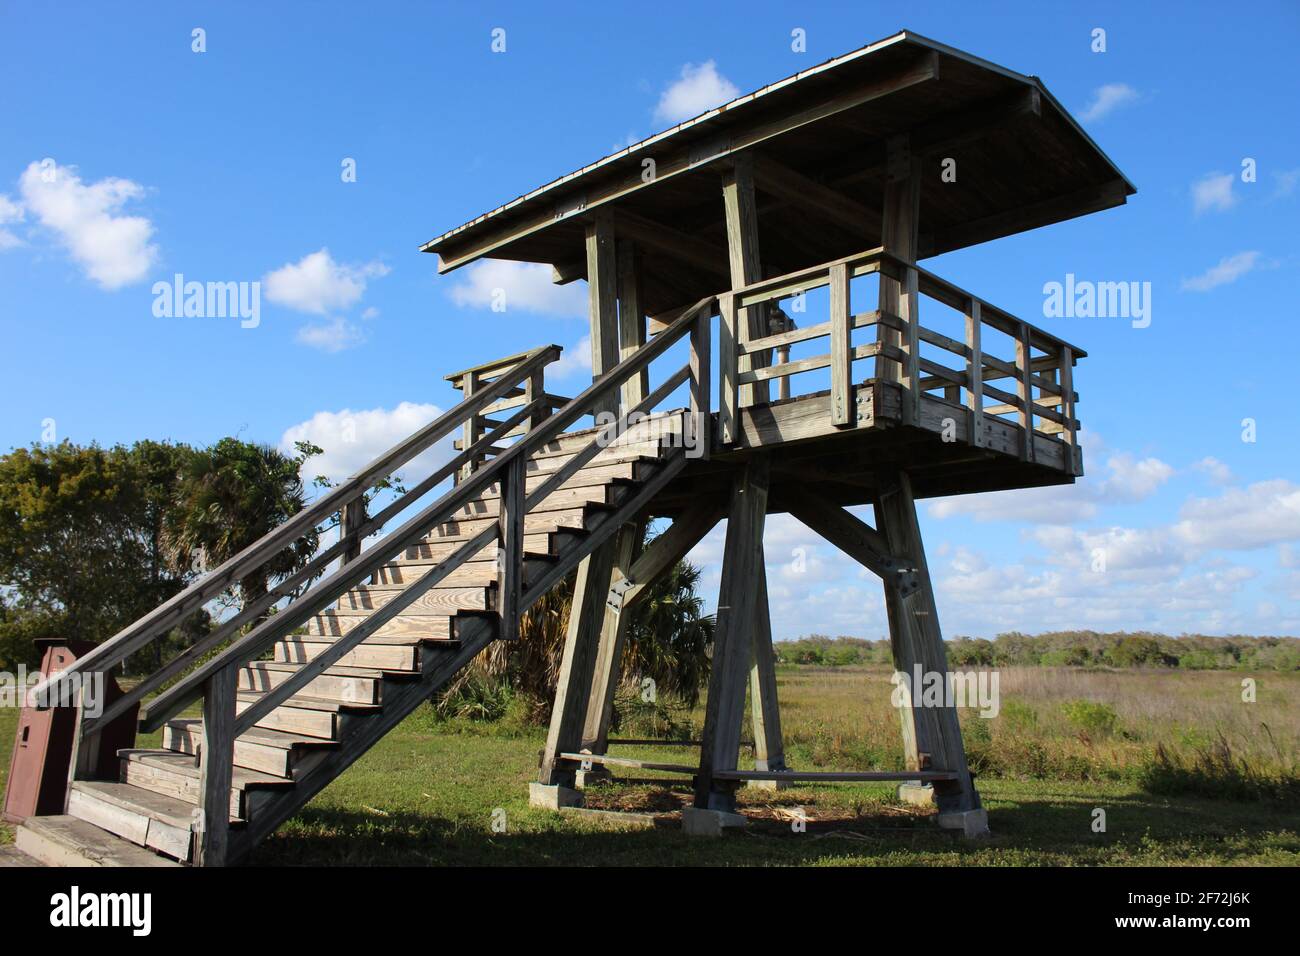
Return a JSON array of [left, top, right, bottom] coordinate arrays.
[[422, 30, 1136, 317]]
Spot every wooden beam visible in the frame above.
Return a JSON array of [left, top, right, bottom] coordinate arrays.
[[722, 153, 770, 407], [429, 51, 940, 273], [552, 258, 585, 284], [695, 455, 770, 811], [586, 210, 619, 416], [579, 521, 644, 756], [616, 210, 729, 279], [748, 558, 787, 778], [753, 153, 880, 239], [785, 496, 916, 593], [620, 499, 726, 611], [616, 239, 649, 409], [195, 665, 237, 867]]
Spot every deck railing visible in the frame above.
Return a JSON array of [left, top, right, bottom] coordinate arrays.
[[720, 246, 1083, 471]]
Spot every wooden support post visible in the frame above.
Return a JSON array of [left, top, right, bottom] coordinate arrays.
[[578, 520, 644, 759], [873, 471, 980, 813], [965, 299, 985, 449], [586, 210, 620, 413], [694, 455, 770, 811], [689, 304, 712, 460], [718, 293, 739, 445], [340, 496, 366, 567], [878, 135, 920, 397], [66, 681, 104, 791], [195, 663, 237, 866], [747, 557, 787, 779], [523, 367, 548, 433], [902, 265, 921, 425], [497, 455, 525, 640], [616, 239, 649, 412], [722, 153, 770, 407], [1015, 323, 1035, 462], [458, 370, 482, 482], [537, 542, 619, 787], [829, 261, 852, 426], [1059, 345, 1080, 475]]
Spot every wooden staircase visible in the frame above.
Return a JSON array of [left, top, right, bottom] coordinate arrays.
[[18, 424, 692, 865]]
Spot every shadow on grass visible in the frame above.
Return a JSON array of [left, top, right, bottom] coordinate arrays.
[[248, 781, 1300, 867]]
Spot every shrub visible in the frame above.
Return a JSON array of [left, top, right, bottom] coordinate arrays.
[[1061, 699, 1119, 737]]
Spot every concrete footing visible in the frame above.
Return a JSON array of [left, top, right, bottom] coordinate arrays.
[[895, 783, 937, 807], [937, 807, 990, 839], [681, 806, 748, 837], [529, 782, 584, 810]]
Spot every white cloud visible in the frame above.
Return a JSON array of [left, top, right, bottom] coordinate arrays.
[[295, 316, 366, 352], [928, 446, 1173, 524], [1180, 250, 1260, 292], [653, 60, 740, 125], [0, 194, 24, 250], [1172, 479, 1300, 551], [280, 401, 452, 485], [548, 334, 592, 379], [1079, 83, 1138, 122], [1192, 456, 1234, 486], [263, 248, 389, 315], [447, 259, 587, 318], [1191, 172, 1236, 215], [1271, 167, 1300, 199], [17, 160, 158, 288]]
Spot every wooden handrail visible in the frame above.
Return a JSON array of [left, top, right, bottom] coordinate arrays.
[[137, 297, 714, 733], [31, 344, 559, 709]]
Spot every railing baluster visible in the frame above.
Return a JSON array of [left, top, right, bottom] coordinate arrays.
[[829, 262, 852, 427], [497, 455, 525, 640], [689, 304, 712, 461], [340, 496, 366, 567], [1015, 322, 1035, 462], [965, 299, 984, 449], [459, 369, 483, 482], [719, 293, 739, 445], [1059, 345, 1079, 475], [902, 265, 921, 425], [196, 664, 237, 867]]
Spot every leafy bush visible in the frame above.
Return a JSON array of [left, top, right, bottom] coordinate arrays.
[[1061, 699, 1119, 737]]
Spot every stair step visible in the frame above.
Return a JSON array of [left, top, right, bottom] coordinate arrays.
[[164, 719, 337, 778], [119, 750, 289, 821], [0, 845, 42, 866], [68, 780, 202, 862], [335, 584, 491, 615], [234, 690, 363, 738], [377, 552, 554, 579], [239, 660, 383, 705], [404, 532, 557, 559], [276, 638, 419, 672], [16, 814, 179, 867], [306, 611, 455, 640], [452, 481, 620, 518], [426, 508, 589, 541]]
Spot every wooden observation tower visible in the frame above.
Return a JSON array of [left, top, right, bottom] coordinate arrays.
[[15, 31, 1133, 864]]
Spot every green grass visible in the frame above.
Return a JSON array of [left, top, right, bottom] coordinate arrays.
[[2, 666, 1297, 865]]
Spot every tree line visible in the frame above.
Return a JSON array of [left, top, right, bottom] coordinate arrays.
[[776, 631, 1300, 671]]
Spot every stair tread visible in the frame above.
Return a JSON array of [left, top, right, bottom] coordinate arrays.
[[17, 815, 180, 867], [247, 660, 387, 679], [167, 719, 339, 749], [0, 845, 42, 867], [235, 690, 381, 712], [71, 779, 204, 831], [120, 750, 294, 790]]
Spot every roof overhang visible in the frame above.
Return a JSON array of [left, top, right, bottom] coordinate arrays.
[[421, 30, 1136, 316]]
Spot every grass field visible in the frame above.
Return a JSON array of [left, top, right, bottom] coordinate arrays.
[[2, 665, 1297, 865]]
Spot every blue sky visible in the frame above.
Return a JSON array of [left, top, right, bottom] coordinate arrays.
[[1, 1, 1298, 640]]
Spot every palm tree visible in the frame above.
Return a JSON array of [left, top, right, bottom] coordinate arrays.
[[163, 438, 317, 612]]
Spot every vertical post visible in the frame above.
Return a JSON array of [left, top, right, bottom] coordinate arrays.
[[458, 370, 482, 482], [689, 303, 712, 460], [497, 455, 525, 640], [195, 663, 237, 866], [965, 299, 985, 449], [901, 265, 921, 425], [66, 681, 104, 790], [1058, 345, 1079, 475], [616, 239, 648, 412], [536, 541, 619, 790], [523, 367, 548, 433], [694, 454, 770, 812], [721, 153, 769, 407], [829, 261, 852, 426], [1016, 323, 1035, 462], [877, 135, 920, 398], [718, 293, 739, 445], [586, 210, 620, 416], [874, 471, 980, 815], [578, 520, 645, 761], [747, 556, 787, 784], [340, 496, 366, 567]]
